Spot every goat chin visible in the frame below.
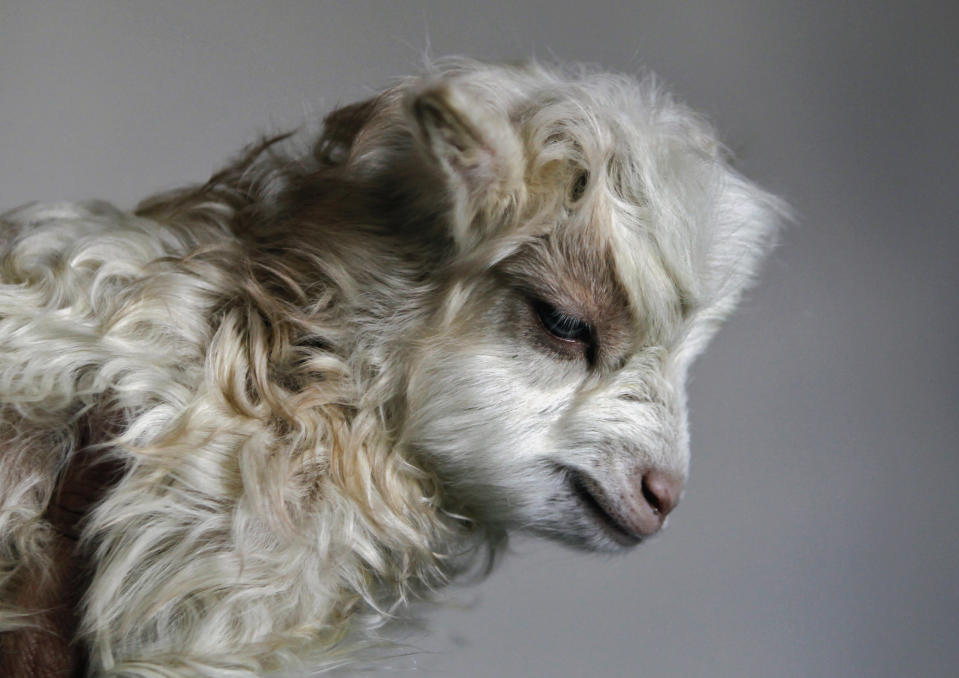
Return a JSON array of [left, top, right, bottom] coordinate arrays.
[[0, 58, 785, 676]]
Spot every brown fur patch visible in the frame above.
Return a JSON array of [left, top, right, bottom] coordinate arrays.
[[497, 221, 635, 369], [0, 416, 124, 678]]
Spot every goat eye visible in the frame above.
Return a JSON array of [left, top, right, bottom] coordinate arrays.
[[569, 170, 589, 202], [533, 300, 592, 343]]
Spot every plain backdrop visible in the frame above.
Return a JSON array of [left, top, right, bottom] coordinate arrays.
[[2, 2, 957, 677]]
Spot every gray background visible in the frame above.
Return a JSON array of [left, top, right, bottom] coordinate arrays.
[[2, 2, 957, 676]]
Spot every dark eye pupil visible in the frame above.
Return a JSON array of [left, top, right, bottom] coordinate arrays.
[[534, 301, 591, 342], [570, 170, 588, 202]]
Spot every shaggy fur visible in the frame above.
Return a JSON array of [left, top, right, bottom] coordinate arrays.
[[0, 59, 784, 676]]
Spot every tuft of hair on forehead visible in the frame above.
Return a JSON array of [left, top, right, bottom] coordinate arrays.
[[388, 59, 783, 338]]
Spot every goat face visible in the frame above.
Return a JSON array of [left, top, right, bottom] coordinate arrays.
[[390, 64, 782, 552]]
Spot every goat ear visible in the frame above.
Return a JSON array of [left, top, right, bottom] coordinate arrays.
[[410, 83, 522, 249], [694, 170, 787, 332], [315, 96, 381, 165], [412, 85, 496, 185]]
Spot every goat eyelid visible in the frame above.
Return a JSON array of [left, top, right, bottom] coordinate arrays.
[[533, 299, 592, 344], [569, 169, 589, 203]]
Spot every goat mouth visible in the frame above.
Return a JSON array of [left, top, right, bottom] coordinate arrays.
[[562, 467, 642, 547]]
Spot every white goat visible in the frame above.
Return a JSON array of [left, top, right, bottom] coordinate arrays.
[[0, 59, 783, 676]]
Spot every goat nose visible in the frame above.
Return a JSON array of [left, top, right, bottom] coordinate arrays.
[[622, 467, 684, 537], [639, 469, 682, 523]]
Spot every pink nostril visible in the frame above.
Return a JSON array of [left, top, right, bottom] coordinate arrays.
[[640, 470, 682, 519], [621, 467, 686, 537]]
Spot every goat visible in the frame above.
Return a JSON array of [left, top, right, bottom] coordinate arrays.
[[0, 59, 783, 676]]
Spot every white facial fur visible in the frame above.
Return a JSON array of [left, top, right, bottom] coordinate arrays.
[[397, 61, 783, 551]]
